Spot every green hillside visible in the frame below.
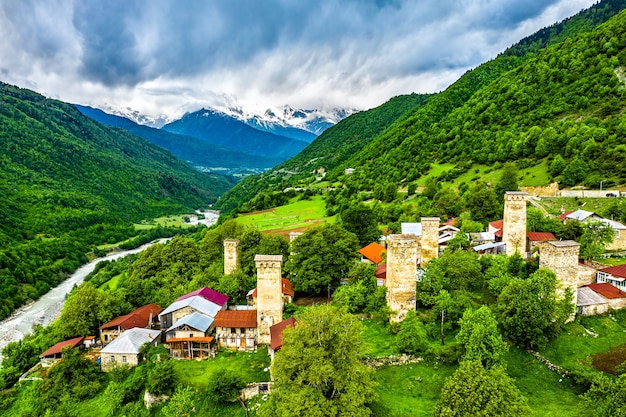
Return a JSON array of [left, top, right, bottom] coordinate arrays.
[[0, 82, 235, 318], [216, 0, 626, 214]]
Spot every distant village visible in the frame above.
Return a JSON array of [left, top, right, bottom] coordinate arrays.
[[38, 191, 626, 372]]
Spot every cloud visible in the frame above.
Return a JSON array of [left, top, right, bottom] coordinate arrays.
[[0, 0, 597, 115]]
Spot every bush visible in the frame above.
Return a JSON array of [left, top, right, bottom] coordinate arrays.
[[207, 370, 246, 403]]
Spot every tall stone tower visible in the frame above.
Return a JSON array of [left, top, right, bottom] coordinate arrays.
[[223, 239, 240, 275], [420, 217, 440, 266], [539, 240, 580, 320], [503, 191, 528, 257], [255, 254, 284, 344], [386, 234, 418, 323]]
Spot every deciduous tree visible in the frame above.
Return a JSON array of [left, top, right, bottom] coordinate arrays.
[[457, 306, 507, 369]]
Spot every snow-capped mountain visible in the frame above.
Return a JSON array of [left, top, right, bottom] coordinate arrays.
[[101, 105, 172, 128], [216, 105, 356, 143]]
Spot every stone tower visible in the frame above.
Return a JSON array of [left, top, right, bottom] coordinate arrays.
[[255, 254, 284, 344], [223, 239, 240, 275], [539, 240, 580, 320], [503, 191, 528, 257], [420, 217, 440, 266], [386, 234, 418, 323]]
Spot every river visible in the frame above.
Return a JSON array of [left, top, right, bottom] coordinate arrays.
[[0, 210, 220, 364]]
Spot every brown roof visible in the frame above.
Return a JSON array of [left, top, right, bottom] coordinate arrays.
[[40, 336, 84, 358], [100, 303, 163, 330], [375, 263, 387, 279], [215, 310, 257, 328], [358, 242, 387, 264], [599, 264, 626, 279], [270, 318, 297, 351], [559, 211, 574, 220], [167, 336, 214, 343], [526, 232, 557, 242], [587, 283, 626, 299], [494, 229, 503, 238]]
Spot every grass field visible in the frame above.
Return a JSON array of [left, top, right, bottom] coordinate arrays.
[[236, 195, 334, 234]]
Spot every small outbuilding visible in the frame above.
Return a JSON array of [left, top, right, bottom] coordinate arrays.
[[39, 336, 85, 367]]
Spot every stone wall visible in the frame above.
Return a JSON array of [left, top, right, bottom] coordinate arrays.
[[503, 192, 528, 256], [539, 240, 580, 320], [420, 217, 440, 266], [520, 183, 559, 197], [255, 255, 284, 344], [386, 234, 418, 323]]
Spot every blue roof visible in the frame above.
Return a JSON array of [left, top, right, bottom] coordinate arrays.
[[166, 312, 214, 333]]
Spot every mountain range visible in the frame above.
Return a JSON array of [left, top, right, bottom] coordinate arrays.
[[217, 0, 626, 213]]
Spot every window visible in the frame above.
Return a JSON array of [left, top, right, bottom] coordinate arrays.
[[231, 327, 237, 334], [122, 356, 127, 363], [190, 333, 194, 338], [110, 356, 115, 362]]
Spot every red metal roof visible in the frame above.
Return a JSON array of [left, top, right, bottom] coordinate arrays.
[[587, 283, 626, 299], [599, 264, 626, 279], [526, 232, 557, 242], [40, 336, 84, 358], [358, 242, 387, 264], [215, 310, 257, 328], [270, 318, 296, 351], [494, 230, 503, 238], [559, 211, 574, 220], [176, 287, 229, 306], [489, 220, 504, 230], [100, 303, 163, 330]]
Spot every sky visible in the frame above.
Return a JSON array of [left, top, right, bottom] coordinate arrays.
[[0, 0, 598, 119]]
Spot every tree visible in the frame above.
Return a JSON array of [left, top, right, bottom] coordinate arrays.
[[285, 224, 360, 294], [495, 268, 573, 349], [433, 361, 531, 417], [561, 156, 588, 186], [340, 203, 381, 247], [457, 306, 507, 369], [550, 154, 566, 176], [146, 359, 177, 396], [396, 310, 429, 355], [58, 282, 103, 337], [433, 188, 464, 218], [580, 374, 626, 417], [259, 305, 377, 417], [161, 385, 196, 417], [494, 162, 519, 199], [579, 220, 615, 260], [466, 184, 500, 224], [207, 369, 246, 403]]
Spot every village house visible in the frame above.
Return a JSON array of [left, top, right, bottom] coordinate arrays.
[[164, 311, 215, 359], [358, 242, 387, 265], [214, 309, 257, 351], [99, 303, 163, 345], [99, 328, 161, 372], [526, 231, 557, 257], [247, 278, 295, 306], [39, 336, 85, 367], [159, 294, 224, 330], [561, 209, 626, 251], [577, 283, 626, 316], [596, 264, 626, 291], [269, 318, 296, 360]]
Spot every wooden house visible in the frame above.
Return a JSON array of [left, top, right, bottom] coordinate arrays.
[[214, 310, 257, 351]]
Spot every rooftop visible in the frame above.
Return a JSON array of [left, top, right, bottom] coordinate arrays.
[[167, 312, 214, 333], [40, 336, 84, 358], [100, 328, 161, 355], [526, 232, 557, 242], [215, 310, 257, 329], [176, 287, 229, 307], [358, 242, 387, 264], [100, 303, 163, 330], [599, 264, 626, 279], [160, 295, 223, 319], [270, 318, 297, 351], [587, 283, 626, 299]]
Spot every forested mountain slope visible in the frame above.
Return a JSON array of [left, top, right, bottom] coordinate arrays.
[[75, 105, 285, 174], [216, 0, 626, 214], [0, 82, 235, 319]]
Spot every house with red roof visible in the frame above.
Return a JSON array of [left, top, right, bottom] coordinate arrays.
[[40, 336, 85, 366], [214, 310, 257, 351], [247, 278, 295, 306], [585, 282, 626, 310], [597, 264, 626, 292], [526, 232, 557, 256], [358, 242, 387, 265], [269, 318, 296, 360], [99, 303, 163, 344]]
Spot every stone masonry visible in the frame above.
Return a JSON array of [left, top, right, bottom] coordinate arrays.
[[503, 191, 528, 256], [255, 254, 284, 344], [420, 217, 440, 266], [539, 240, 580, 321], [223, 239, 240, 275], [386, 234, 418, 323]]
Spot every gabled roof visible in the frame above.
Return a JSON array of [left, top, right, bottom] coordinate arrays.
[[559, 211, 574, 220], [166, 312, 214, 333], [598, 264, 626, 279], [587, 283, 626, 299], [563, 209, 596, 222], [489, 220, 504, 230], [100, 303, 163, 330], [599, 218, 626, 230], [270, 318, 297, 351], [214, 310, 257, 328], [249, 278, 295, 298], [358, 242, 387, 264], [40, 336, 84, 358], [526, 232, 557, 242], [100, 328, 161, 355], [160, 295, 222, 320], [176, 287, 229, 307]]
